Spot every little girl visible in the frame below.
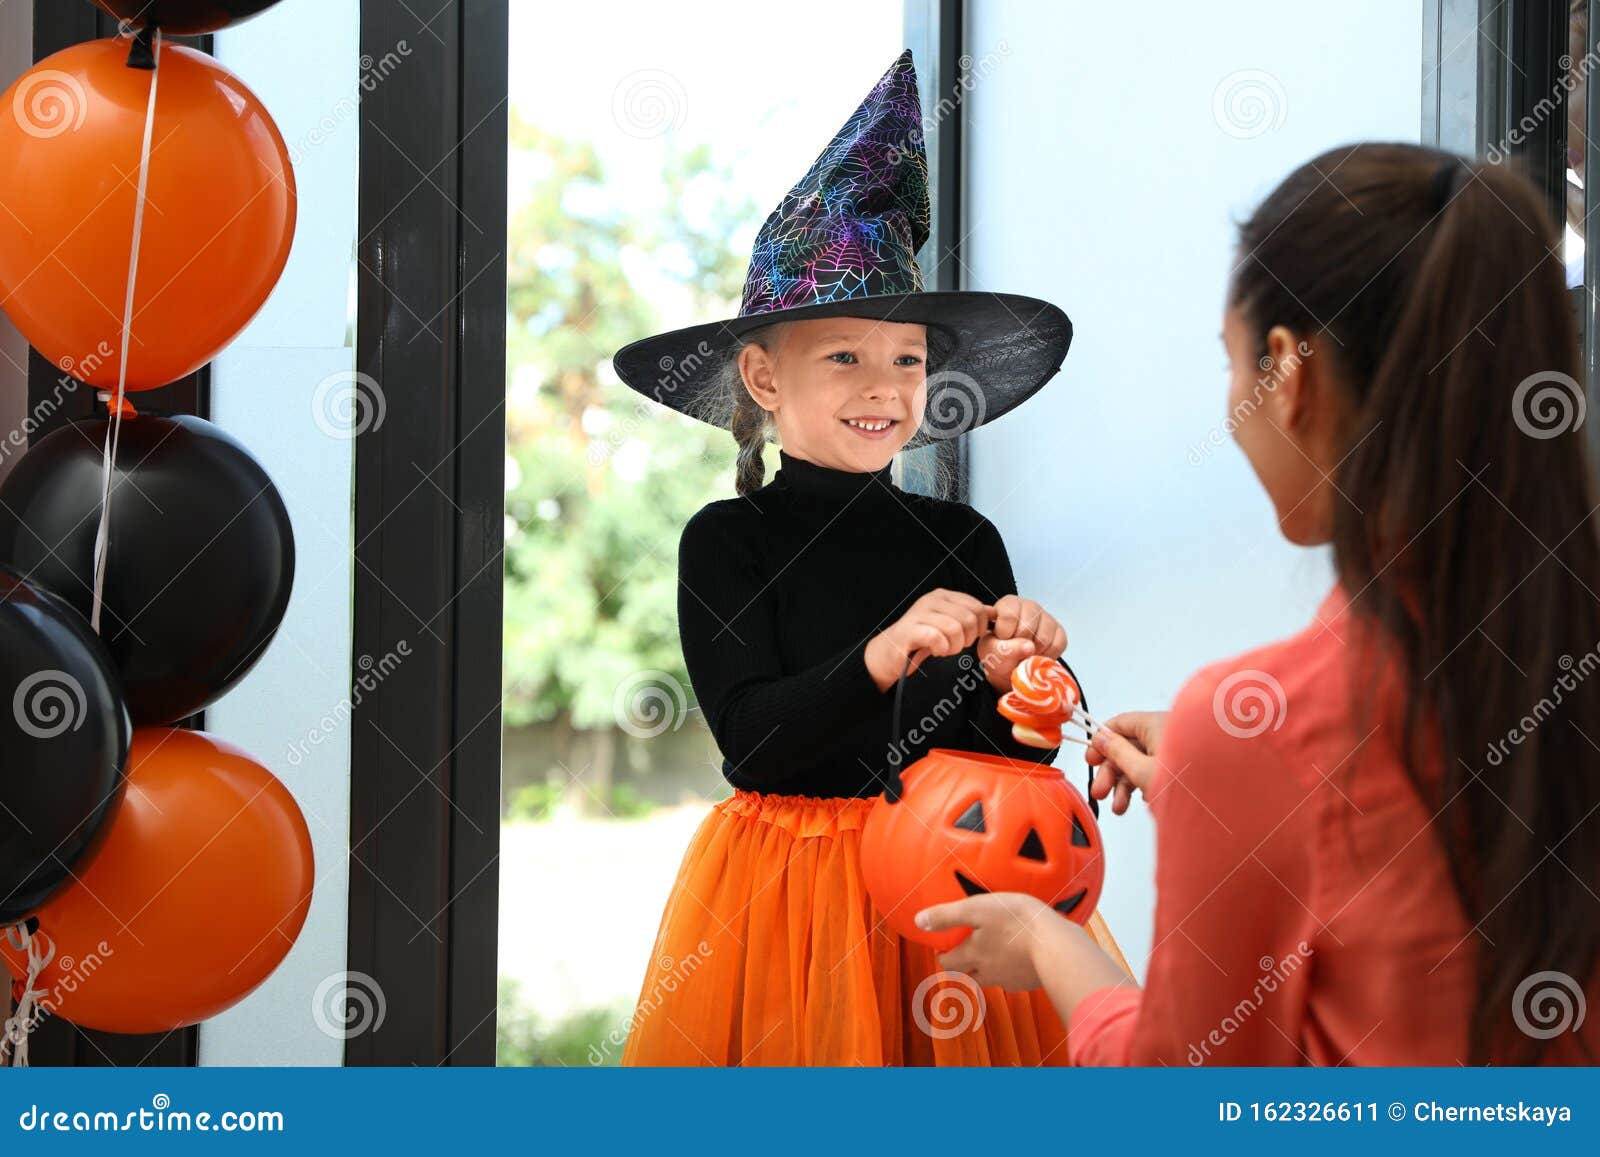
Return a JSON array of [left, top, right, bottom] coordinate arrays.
[[610, 51, 1124, 1066]]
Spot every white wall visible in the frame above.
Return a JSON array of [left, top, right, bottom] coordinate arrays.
[[197, 0, 359, 1066], [964, 0, 1423, 973], [0, 3, 31, 489]]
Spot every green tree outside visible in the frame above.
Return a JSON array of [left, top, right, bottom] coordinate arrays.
[[502, 115, 761, 811]]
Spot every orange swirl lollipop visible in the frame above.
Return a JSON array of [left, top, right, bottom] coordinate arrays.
[[997, 691, 1064, 748], [1001, 655, 1096, 750], [1012, 654, 1080, 713]]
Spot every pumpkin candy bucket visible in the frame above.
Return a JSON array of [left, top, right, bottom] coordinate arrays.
[[861, 748, 1106, 952]]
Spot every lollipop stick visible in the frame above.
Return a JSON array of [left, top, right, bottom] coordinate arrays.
[[1059, 716, 1094, 744]]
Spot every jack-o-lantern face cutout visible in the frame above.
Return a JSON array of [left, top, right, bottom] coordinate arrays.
[[948, 799, 1093, 917], [861, 749, 1105, 951]]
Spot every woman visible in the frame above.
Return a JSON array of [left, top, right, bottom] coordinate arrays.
[[919, 142, 1600, 1065]]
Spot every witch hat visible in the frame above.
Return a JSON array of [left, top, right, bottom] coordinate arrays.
[[613, 50, 1072, 444]]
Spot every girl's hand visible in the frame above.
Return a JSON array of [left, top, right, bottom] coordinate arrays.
[[1086, 710, 1168, 814], [864, 588, 990, 691], [976, 594, 1067, 691]]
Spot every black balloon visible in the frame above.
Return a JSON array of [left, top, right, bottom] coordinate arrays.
[[92, 0, 283, 35], [0, 414, 295, 725], [0, 567, 131, 925]]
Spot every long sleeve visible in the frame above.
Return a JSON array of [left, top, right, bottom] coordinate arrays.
[[677, 507, 886, 788], [1068, 664, 1318, 1066], [674, 458, 1073, 799], [959, 514, 1065, 764]]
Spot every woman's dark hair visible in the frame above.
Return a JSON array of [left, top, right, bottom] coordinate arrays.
[[1232, 142, 1600, 1064]]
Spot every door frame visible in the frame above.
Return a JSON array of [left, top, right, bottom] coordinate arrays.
[[346, 0, 508, 1067], [904, 0, 970, 502]]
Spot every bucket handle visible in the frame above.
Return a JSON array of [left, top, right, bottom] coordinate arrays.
[[885, 650, 1099, 818]]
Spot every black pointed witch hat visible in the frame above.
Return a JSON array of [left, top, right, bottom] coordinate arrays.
[[612, 50, 1071, 445]]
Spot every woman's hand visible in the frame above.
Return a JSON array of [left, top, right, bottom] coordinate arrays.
[[916, 894, 1133, 1005], [864, 588, 990, 691], [976, 594, 1067, 691], [1086, 710, 1168, 814], [917, 893, 1053, 989]]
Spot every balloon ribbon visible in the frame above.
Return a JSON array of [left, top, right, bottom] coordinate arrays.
[[1, 921, 55, 1068], [90, 29, 162, 634]]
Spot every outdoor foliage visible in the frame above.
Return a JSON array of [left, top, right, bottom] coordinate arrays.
[[501, 115, 759, 797], [496, 979, 626, 1067]]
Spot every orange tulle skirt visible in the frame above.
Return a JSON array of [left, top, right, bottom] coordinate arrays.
[[620, 789, 1130, 1066]]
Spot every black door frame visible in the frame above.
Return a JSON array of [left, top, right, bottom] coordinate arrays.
[[1427, 1, 1587, 458], [904, 0, 970, 502], [1491, 0, 1569, 221], [347, 0, 507, 1067]]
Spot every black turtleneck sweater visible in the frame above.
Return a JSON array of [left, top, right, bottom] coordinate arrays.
[[678, 451, 1054, 798]]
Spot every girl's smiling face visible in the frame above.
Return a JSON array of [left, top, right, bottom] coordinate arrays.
[[738, 317, 929, 473]]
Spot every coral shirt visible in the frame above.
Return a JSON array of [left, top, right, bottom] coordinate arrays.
[[1069, 586, 1597, 1065]]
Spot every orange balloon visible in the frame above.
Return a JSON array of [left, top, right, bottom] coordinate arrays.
[[0, 39, 295, 391], [1, 728, 313, 1034]]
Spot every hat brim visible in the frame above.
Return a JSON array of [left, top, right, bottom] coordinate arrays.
[[612, 291, 1071, 448]]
